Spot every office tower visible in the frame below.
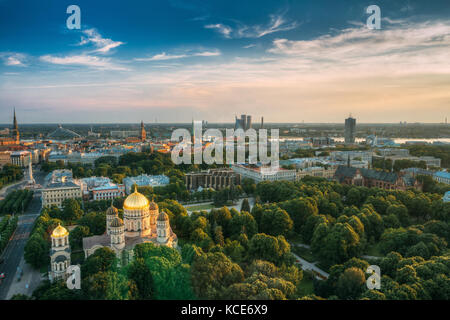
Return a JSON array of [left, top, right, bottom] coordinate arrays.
[[240, 115, 246, 131], [344, 115, 356, 144], [234, 116, 241, 130], [261, 116, 264, 129], [246, 115, 252, 130]]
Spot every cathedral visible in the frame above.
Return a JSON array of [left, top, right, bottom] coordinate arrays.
[[82, 187, 177, 260]]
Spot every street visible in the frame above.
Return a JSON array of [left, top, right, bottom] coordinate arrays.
[[0, 168, 46, 300]]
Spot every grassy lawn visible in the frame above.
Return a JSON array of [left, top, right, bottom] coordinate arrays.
[[292, 245, 315, 262], [186, 204, 216, 212]]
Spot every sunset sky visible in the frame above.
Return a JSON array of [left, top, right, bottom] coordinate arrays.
[[0, 0, 449, 123]]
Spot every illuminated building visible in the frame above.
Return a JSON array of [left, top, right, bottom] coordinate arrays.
[[82, 188, 177, 260]]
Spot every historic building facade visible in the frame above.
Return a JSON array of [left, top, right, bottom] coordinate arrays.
[[82, 187, 177, 260], [185, 169, 241, 191], [334, 165, 422, 191]]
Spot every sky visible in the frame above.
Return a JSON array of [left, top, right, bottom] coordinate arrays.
[[0, 0, 449, 124]]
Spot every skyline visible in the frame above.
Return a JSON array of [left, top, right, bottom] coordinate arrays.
[[1, 0, 450, 123]]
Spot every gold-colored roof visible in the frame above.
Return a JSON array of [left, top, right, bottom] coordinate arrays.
[[149, 200, 158, 210], [52, 223, 68, 238], [157, 211, 169, 222], [106, 204, 119, 216], [123, 187, 149, 210]]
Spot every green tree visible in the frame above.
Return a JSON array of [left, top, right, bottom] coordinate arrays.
[[240, 198, 251, 213], [336, 267, 366, 299], [190, 251, 244, 299]]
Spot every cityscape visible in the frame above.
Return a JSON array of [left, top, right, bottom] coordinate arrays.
[[0, 0, 449, 310]]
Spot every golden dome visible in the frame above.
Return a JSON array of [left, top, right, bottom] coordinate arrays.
[[52, 223, 69, 238], [123, 187, 149, 210], [106, 204, 119, 216], [110, 216, 124, 228], [157, 211, 169, 222], [149, 200, 158, 210]]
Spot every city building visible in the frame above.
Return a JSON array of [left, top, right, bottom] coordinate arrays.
[[185, 169, 241, 191], [378, 154, 442, 168], [303, 137, 335, 147], [344, 115, 356, 144], [330, 150, 373, 163], [334, 165, 421, 191], [110, 130, 140, 138], [232, 164, 296, 183], [81, 177, 125, 200], [434, 171, 450, 185], [10, 150, 31, 167], [123, 174, 170, 194], [401, 167, 434, 178], [234, 114, 253, 130], [82, 189, 177, 260], [279, 140, 312, 157], [377, 148, 410, 157], [41, 170, 82, 208], [0, 151, 11, 168], [443, 191, 450, 203], [296, 166, 337, 180], [49, 224, 71, 282]]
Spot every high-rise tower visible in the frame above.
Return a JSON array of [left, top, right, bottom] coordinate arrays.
[[246, 115, 252, 130], [344, 115, 356, 144]]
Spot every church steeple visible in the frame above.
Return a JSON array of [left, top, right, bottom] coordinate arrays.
[[139, 120, 146, 142], [12, 108, 19, 143]]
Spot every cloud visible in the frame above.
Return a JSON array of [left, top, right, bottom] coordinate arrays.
[[193, 50, 221, 57], [266, 20, 450, 75], [205, 13, 298, 39], [1, 53, 27, 66], [5, 19, 450, 123], [40, 54, 127, 70], [135, 50, 221, 61], [204, 24, 232, 38], [252, 14, 298, 38], [79, 29, 124, 54]]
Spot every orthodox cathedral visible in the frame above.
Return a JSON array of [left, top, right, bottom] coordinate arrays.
[[82, 187, 177, 260]]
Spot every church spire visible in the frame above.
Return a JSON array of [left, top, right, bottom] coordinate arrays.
[[139, 120, 146, 142], [13, 108, 18, 129], [12, 108, 19, 143]]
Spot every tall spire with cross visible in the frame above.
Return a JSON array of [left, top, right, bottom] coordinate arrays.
[[12, 108, 19, 143]]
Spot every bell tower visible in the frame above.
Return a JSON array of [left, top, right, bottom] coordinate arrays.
[[140, 121, 146, 142]]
